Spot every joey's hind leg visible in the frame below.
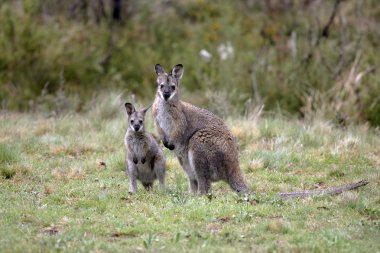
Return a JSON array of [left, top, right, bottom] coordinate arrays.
[[127, 162, 137, 193]]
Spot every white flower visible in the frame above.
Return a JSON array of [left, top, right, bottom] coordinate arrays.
[[199, 49, 212, 61], [217, 42, 234, 60]]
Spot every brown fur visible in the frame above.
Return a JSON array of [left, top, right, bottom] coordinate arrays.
[[152, 64, 248, 194], [151, 64, 369, 198]]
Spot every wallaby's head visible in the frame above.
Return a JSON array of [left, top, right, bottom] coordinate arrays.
[[125, 103, 150, 132], [154, 64, 184, 102]]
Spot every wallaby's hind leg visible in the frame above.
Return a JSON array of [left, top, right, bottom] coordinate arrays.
[[189, 179, 198, 193], [178, 154, 198, 193], [189, 150, 211, 195]]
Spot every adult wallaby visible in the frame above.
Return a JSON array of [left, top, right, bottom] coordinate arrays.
[[152, 64, 368, 198], [124, 102, 166, 193]]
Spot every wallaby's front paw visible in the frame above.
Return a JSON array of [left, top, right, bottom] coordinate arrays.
[[133, 156, 138, 164], [163, 140, 170, 148], [141, 157, 146, 164], [163, 137, 175, 150]]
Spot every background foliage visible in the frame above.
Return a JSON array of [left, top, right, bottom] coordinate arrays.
[[0, 0, 379, 125]]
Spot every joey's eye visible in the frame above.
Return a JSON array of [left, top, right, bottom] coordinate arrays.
[[160, 84, 164, 89], [139, 120, 142, 124], [171, 85, 176, 90], [131, 120, 134, 124]]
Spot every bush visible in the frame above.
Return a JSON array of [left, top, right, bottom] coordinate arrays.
[[0, 0, 379, 125]]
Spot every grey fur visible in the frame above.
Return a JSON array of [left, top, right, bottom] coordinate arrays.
[[124, 103, 166, 193]]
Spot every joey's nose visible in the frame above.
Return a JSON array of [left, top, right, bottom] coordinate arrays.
[[134, 125, 140, 131]]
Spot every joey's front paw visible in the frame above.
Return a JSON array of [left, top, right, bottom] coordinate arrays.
[[133, 156, 138, 164], [141, 157, 146, 164]]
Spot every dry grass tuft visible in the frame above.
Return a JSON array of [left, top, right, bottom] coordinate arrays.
[[266, 220, 288, 234], [44, 184, 56, 195], [33, 123, 53, 136], [52, 167, 85, 181]]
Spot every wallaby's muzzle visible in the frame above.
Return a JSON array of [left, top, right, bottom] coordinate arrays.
[[133, 125, 141, 131], [163, 93, 171, 101]]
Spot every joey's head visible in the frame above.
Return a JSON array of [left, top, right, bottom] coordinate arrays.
[[154, 64, 184, 103], [125, 103, 150, 133]]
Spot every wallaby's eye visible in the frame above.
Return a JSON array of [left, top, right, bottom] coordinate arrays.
[[139, 120, 143, 124], [160, 84, 164, 89], [131, 120, 134, 124], [171, 85, 176, 90]]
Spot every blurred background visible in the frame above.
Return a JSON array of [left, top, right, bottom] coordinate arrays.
[[0, 0, 379, 125]]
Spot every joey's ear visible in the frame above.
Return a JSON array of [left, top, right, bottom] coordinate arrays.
[[170, 64, 184, 80], [141, 105, 151, 115], [125, 102, 135, 116], [155, 64, 165, 75]]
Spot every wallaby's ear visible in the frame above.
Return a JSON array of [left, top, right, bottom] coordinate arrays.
[[170, 64, 184, 80], [155, 64, 165, 75], [141, 105, 151, 115], [125, 102, 135, 116]]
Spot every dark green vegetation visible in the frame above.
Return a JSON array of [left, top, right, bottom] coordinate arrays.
[[0, 0, 379, 124], [0, 96, 379, 252]]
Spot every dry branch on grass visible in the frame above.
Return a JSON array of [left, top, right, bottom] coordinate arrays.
[[278, 179, 369, 199]]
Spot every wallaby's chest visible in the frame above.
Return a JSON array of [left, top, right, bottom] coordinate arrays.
[[127, 135, 148, 155], [156, 105, 176, 135]]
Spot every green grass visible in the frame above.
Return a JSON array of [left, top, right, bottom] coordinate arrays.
[[0, 108, 379, 252]]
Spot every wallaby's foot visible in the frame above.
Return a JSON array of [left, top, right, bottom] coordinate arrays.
[[129, 187, 137, 194], [133, 156, 138, 164], [141, 157, 146, 164], [189, 179, 198, 194], [158, 184, 166, 192], [228, 178, 249, 193], [206, 192, 215, 201], [197, 178, 211, 195], [143, 182, 153, 190], [158, 176, 166, 191], [129, 178, 137, 193]]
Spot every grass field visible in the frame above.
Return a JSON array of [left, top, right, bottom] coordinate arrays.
[[0, 99, 379, 252]]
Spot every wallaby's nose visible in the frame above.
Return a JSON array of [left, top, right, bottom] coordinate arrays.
[[134, 125, 140, 131], [163, 93, 170, 100]]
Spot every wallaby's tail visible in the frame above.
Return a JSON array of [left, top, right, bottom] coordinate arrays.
[[277, 180, 369, 200]]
